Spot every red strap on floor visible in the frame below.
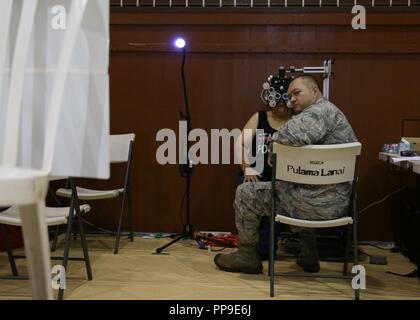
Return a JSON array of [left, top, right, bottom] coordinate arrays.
[[195, 232, 239, 248]]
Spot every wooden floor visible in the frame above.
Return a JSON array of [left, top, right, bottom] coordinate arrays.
[[0, 236, 419, 300]]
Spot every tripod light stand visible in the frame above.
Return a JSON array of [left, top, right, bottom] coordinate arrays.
[[155, 38, 237, 254], [155, 38, 194, 254]]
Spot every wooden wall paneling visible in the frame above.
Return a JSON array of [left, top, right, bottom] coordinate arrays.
[[81, 11, 420, 240]]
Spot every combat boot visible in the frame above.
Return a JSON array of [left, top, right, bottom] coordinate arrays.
[[214, 243, 263, 274], [283, 238, 301, 255], [296, 229, 320, 273]]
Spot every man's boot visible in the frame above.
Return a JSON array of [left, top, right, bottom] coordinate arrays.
[[296, 229, 320, 273], [283, 238, 301, 255], [214, 243, 263, 274]]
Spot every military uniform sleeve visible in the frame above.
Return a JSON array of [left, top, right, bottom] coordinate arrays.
[[272, 108, 327, 146]]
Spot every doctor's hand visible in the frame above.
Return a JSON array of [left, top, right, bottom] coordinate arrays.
[[243, 167, 262, 183], [244, 175, 260, 183]]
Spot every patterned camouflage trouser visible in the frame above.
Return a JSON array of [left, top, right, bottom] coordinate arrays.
[[234, 181, 351, 245]]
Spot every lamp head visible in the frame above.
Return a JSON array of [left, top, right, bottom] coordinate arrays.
[[174, 38, 186, 49]]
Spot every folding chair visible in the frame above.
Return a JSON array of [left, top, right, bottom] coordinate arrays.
[[0, 0, 90, 299], [0, 179, 93, 300], [269, 142, 362, 300], [56, 134, 135, 254]]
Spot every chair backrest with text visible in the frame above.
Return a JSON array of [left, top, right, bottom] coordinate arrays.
[[273, 142, 362, 186]]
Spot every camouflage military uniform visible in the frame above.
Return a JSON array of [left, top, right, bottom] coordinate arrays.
[[235, 98, 357, 245]]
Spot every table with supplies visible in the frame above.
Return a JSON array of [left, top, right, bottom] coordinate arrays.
[[379, 151, 420, 280]]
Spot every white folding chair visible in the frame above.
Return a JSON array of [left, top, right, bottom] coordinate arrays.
[[0, 0, 89, 299], [0, 176, 93, 300], [56, 134, 135, 254], [269, 142, 362, 300]]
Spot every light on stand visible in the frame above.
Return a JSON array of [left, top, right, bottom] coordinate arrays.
[[155, 38, 224, 254], [155, 37, 192, 254], [174, 38, 186, 49]]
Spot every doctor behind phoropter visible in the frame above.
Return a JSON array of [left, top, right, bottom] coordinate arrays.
[[234, 71, 293, 260]]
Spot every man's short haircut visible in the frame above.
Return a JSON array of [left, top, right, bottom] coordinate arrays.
[[293, 75, 320, 91]]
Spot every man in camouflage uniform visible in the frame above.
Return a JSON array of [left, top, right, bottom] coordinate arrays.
[[214, 75, 357, 274]]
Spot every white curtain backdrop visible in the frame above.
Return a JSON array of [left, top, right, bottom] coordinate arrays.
[[0, 0, 110, 179]]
